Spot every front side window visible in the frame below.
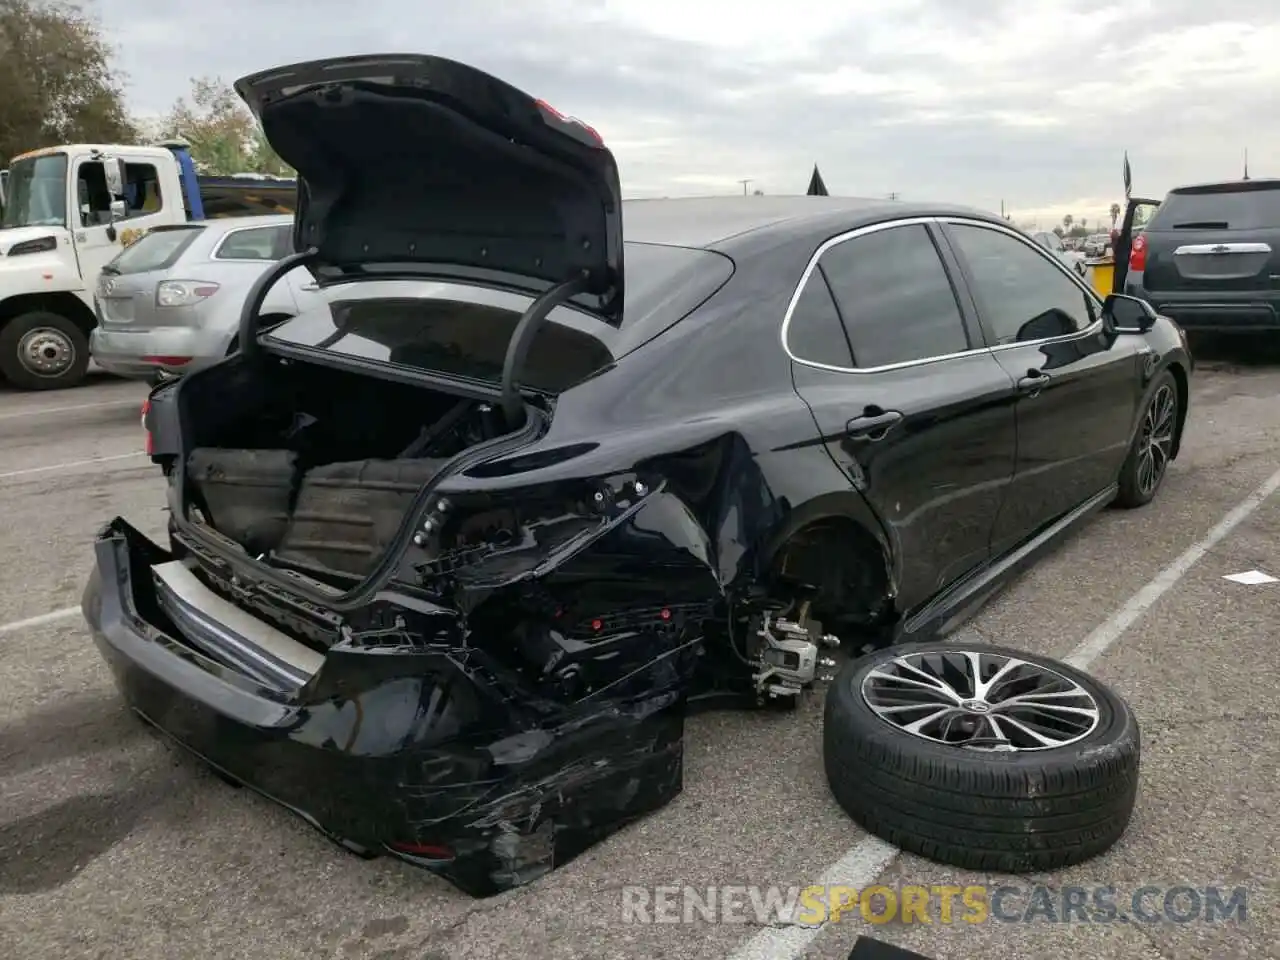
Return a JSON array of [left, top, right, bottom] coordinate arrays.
[[947, 224, 1096, 345], [817, 223, 970, 368]]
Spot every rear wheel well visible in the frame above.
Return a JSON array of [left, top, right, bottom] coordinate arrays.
[[767, 517, 892, 632], [1167, 361, 1189, 458], [0, 292, 97, 335]]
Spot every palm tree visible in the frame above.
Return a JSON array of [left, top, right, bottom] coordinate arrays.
[[1063, 214, 1073, 232], [1110, 202, 1121, 229]]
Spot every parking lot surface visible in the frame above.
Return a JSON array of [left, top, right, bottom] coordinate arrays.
[[2, 347, 1277, 960]]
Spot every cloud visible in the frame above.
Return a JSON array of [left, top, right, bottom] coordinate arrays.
[[92, 0, 1279, 224]]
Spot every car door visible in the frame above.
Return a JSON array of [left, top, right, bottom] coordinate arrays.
[[787, 220, 1019, 611], [938, 219, 1143, 552], [71, 157, 174, 294]]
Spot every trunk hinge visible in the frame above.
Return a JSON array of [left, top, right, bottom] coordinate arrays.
[[238, 248, 318, 356], [499, 274, 591, 427]]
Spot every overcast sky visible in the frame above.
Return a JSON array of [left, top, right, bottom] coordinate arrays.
[[94, 0, 1279, 229]]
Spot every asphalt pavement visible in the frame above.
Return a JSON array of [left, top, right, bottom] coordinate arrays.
[[1, 343, 1277, 960]]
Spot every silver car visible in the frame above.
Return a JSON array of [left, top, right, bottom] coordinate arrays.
[[90, 215, 320, 380], [1031, 231, 1088, 276]]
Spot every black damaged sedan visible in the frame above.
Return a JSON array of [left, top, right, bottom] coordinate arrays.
[[84, 54, 1190, 897]]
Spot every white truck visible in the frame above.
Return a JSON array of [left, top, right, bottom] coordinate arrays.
[[0, 141, 295, 389]]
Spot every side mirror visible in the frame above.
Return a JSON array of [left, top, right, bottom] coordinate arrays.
[[1103, 293, 1157, 333], [102, 157, 126, 198], [109, 199, 127, 219]]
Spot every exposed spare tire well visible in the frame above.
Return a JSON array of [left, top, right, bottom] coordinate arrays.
[[176, 353, 533, 585]]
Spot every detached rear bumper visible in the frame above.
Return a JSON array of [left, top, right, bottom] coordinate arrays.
[[83, 518, 685, 897]]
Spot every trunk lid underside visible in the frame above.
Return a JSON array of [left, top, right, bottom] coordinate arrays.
[[233, 53, 627, 323]]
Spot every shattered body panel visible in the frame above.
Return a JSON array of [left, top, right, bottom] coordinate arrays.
[[85, 519, 688, 896]]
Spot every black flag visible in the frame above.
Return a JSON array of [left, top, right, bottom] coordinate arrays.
[[1123, 151, 1132, 199], [806, 164, 829, 196]]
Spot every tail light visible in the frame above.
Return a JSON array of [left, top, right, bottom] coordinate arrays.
[[140, 397, 153, 456], [156, 280, 220, 307], [1129, 233, 1148, 272]]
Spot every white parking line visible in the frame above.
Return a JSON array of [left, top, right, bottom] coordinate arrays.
[[0, 606, 81, 636], [0, 452, 145, 481], [0, 398, 140, 421], [728, 462, 1280, 960]]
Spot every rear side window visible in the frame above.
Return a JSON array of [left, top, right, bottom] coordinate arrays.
[[817, 224, 970, 368], [215, 224, 290, 260], [1149, 184, 1280, 231], [104, 226, 203, 275], [786, 271, 854, 366]]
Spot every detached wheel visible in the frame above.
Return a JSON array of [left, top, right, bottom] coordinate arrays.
[[0, 311, 91, 390], [822, 642, 1139, 873], [1115, 370, 1177, 508]]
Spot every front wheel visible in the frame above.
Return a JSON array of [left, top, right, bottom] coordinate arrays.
[[1114, 370, 1178, 508], [0, 311, 91, 390]]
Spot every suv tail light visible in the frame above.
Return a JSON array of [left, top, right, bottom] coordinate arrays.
[[141, 397, 153, 456], [1128, 233, 1148, 272]]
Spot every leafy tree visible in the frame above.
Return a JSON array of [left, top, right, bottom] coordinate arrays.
[[1110, 202, 1121, 229], [1052, 225, 1065, 237], [0, 0, 135, 164], [159, 77, 291, 176], [1062, 214, 1073, 232]]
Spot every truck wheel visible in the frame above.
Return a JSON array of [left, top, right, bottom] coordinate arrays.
[[0, 311, 91, 390], [822, 642, 1140, 873]]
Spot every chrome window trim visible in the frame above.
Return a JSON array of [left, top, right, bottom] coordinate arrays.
[[780, 215, 1107, 375], [1173, 242, 1272, 255], [211, 222, 291, 262]]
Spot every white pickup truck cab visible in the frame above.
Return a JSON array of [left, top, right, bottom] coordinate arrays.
[[0, 141, 294, 389]]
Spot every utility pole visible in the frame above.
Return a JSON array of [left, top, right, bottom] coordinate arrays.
[[1244, 148, 1250, 180], [738, 179, 753, 195], [886, 191, 899, 201]]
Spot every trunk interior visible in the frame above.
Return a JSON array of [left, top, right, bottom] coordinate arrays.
[[176, 354, 521, 582]]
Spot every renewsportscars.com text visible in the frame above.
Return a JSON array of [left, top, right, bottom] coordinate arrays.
[[620, 884, 1248, 926]]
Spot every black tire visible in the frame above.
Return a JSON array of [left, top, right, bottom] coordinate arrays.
[[0, 310, 91, 390], [822, 641, 1140, 873], [1114, 370, 1178, 508]]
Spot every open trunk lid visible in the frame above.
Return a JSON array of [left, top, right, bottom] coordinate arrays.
[[1141, 180, 1280, 293], [233, 54, 625, 324]]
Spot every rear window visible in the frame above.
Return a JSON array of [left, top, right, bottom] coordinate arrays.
[[105, 226, 203, 274], [1149, 184, 1280, 231], [264, 241, 733, 392]]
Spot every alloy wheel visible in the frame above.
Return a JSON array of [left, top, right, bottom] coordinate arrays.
[[861, 649, 1100, 751], [1136, 384, 1176, 497]]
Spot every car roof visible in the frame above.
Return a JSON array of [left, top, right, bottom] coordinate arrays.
[[197, 214, 294, 234], [619, 195, 1007, 249], [1169, 177, 1280, 193]]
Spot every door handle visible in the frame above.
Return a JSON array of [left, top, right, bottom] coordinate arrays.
[[846, 409, 903, 441], [1017, 369, 1051, 396], [299, 283, 319, 292]]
